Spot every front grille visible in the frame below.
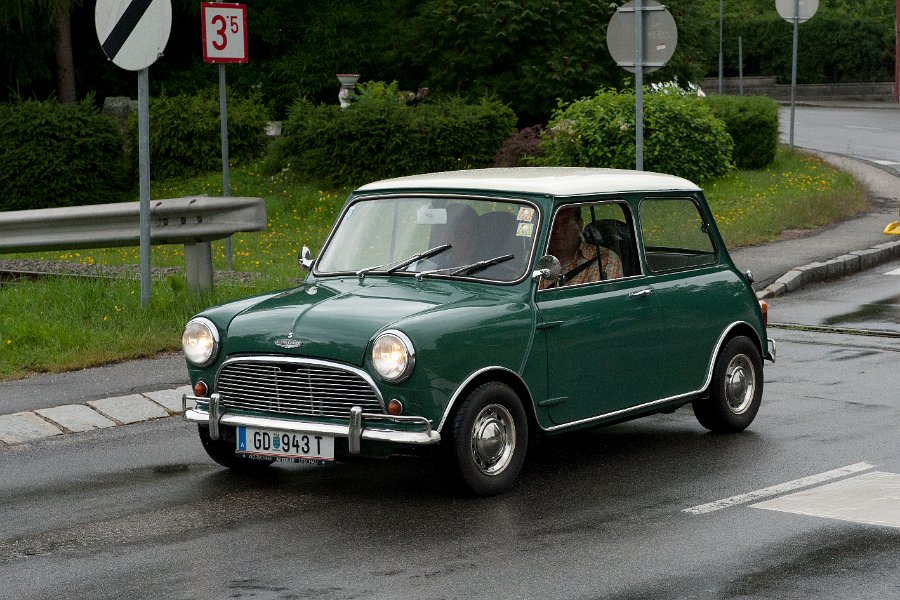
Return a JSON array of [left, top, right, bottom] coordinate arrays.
[[216, 359, 383, 419]]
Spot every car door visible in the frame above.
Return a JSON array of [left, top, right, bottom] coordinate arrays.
[[639, 195, 731, 399], [534, 201, 662, 426]]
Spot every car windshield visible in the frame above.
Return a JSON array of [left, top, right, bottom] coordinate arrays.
[[316, 196, 540, 282]]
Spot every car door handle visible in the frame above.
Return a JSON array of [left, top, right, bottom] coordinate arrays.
[[628, 288, 653, 298]]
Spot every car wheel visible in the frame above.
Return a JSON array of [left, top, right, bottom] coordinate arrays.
[[442, 382, 528, 496], [198, 425, 274, 470], [693, 336, 763, 433]]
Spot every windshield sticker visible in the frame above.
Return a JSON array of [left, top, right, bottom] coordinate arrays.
[[417, 207, 448, 225], [516, 223, 534, 237], [517, 207, 535, 222]]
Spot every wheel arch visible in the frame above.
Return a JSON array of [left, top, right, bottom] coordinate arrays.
[[702, 321, 766, 395], [436, 367, 538, 436]]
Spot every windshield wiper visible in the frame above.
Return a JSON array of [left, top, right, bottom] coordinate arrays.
[[416, 254, 514, 280], [355, 244, 452, 279]]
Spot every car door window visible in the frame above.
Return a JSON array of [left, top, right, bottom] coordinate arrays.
[[542, 201, 640, 289], [640, 197, 717, 273]]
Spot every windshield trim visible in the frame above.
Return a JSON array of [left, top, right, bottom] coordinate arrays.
[[313, 192, 543, 286]]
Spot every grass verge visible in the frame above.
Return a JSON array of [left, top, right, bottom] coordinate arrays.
[[0, 147, 871, 381]]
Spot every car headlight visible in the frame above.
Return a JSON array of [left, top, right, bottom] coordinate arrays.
[[182, 317, 220, 367], [371, 330, 415, 383]]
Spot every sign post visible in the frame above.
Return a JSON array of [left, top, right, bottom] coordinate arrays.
[[95, 0, 172, 306], [776, 0, 819, 150], [607, 0, 677, 171], [202, 2, 248, 270]]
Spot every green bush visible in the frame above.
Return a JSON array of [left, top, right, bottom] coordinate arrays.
[[0, 98, 129, 211], [269, 82, 517, 186], [537, 89, 734, 182], [127, 89, 270, 180], [704, 95, 779, 169]]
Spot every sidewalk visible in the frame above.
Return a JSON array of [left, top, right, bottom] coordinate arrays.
[[2, 152, 900, 446]]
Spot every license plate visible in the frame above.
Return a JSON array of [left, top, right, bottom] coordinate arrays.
[[236, 427, 335, 464]]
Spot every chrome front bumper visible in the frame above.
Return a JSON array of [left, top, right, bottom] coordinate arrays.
[[182, 393, 440, 454], [767, 337, 777, 363]]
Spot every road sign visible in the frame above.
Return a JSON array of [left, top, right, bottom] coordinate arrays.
[[202, 3, 248, 63], [776, 0, 819, 24], [607, 0, 677, 74], [95, 0, 172, 71]]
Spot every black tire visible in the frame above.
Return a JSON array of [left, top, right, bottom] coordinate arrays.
[[693, 336, 763, 433], [198, 425, 274, 471], [441, 382, 528, 496]]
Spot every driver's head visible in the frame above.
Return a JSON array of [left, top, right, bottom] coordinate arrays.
[[447, 203, 479, 263], [548, 206, 583, 259]]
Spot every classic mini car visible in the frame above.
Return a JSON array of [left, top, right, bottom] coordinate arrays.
[[182, 168, 775, 496]]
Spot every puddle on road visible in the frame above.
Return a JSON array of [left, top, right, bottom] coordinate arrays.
[[823, 293, 900, 327]]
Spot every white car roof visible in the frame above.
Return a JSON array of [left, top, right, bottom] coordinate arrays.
[[355, 167, 702, 196]]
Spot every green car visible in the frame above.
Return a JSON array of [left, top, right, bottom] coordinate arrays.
[[182, 168, 775, 496]]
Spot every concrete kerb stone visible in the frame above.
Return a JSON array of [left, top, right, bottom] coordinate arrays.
[[0, 412, 63, 445], [36, 404, 117, 433], [0, 386, 191, 447], [757, 240, 900, 299], [87, 394, 169, 425]]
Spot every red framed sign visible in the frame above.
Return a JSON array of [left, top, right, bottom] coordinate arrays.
[[201, 2, 248, 63]]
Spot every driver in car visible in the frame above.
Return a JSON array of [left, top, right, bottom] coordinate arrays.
[[543, 207, 622, 288]]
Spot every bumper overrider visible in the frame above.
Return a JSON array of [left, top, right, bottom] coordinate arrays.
[[182, 393, 441, 454]]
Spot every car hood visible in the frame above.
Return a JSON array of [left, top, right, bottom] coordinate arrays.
[[223, 278, 479, 366]]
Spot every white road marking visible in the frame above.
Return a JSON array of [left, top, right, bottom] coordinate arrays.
[[752, 471, 900, 529], [885, 267, 900, 276], [683, 462, 875, 515]]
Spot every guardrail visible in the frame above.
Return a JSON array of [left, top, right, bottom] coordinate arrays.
[[0, 196, 267, 292]]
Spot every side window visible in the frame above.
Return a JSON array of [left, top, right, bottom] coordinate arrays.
[[640, 197, 717, 273], [543, 201, 640, 289]]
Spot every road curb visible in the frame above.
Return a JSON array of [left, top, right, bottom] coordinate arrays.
[[0, 385, 192, 446], [757, 240, 900, 299]]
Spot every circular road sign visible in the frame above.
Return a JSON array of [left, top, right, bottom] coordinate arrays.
[[607, 0, 678, 74], [775, 0, 819, 24], [95, 0, 172, 71]]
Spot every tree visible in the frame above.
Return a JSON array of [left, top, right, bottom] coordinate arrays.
[[0, 0, 79, 103]]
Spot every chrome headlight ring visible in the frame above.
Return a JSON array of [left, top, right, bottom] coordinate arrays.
[[182, 317, 220, 368], [371, 330, 416, 383]]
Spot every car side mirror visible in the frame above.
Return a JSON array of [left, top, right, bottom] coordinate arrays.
[[532, 255, 561, 282], [299, 246, 315, 271]]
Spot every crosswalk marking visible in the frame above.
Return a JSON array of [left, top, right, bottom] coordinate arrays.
[[752, 471, 900, 529], [683, 462, 875, 515]]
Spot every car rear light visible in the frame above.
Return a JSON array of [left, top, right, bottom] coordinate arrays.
[[759, 300, 768, 326]]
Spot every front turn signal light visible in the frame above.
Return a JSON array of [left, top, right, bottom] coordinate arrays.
[[759, 300, 769, 326]]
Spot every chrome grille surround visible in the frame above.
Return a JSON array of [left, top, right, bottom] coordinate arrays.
[[215, 356, 385, 419]]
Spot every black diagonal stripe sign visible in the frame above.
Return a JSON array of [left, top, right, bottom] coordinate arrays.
[[101, 0, 155, 61]]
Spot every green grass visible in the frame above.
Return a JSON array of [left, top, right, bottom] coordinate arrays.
[[0, 148, 870, 381], [706, 148, 869, 248]]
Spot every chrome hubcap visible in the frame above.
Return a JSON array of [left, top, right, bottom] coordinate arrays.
[[725, 354, 755, 414], [470, 404, 515, 475]]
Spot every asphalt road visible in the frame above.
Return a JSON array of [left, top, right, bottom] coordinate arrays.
[[2, 262, 899, 599], [781, 104, 900, 176]]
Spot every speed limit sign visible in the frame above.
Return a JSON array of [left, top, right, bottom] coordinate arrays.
[[201, 2, 247, 63]]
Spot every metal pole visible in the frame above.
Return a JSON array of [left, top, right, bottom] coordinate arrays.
[[138, 68, 151, 306], [634, 0, 644, 171], [718, 0, 724, 95], [789, 0, 799, 150], [219, 63, 232, 270], [739, 36, 744, 96]]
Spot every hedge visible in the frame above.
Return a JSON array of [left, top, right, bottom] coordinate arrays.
[[268, 82, 517, 186], [0, 99, 129, 211], [703, 95, 779, 169], [538, 89, 734, 182], [126, 89, 270, 180]]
